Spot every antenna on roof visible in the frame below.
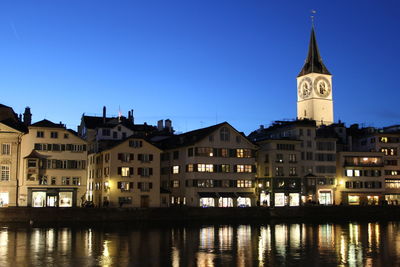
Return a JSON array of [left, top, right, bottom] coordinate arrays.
[[311, 10, 316, 27]]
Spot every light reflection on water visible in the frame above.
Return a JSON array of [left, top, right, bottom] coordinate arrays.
[[0, 222, 399, 266]]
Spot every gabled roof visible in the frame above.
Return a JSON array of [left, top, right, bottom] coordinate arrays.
[[153, 122, 255, 150], [97, 135, 162, 153], [298, 27, 331, 77], [30, 119, 65, 128], [0, 118, 28, 133]]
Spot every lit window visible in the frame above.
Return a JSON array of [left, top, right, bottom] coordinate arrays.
[[354, 170, 360, 177], [237, 180, 252, 188], [236, 149, 251, 158], [187, 164, 194, 172], [346, 170, 353, 177], [172, 180, 180, 188], [121, 167, 130, 177], [275, 193, 285, 207], [173, 166, 180, 174], [380, 137, 388, 143], [348, 195, 360, 205], [235, 165, 253, 173], [289, 193, 300, 206]]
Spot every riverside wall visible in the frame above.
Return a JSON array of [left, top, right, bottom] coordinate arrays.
[[1, 206, 400, 225]]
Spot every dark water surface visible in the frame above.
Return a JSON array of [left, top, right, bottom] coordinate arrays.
[[1, 221, 400, 267]]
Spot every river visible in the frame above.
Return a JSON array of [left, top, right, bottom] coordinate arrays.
[[0, 221, 399, 266]]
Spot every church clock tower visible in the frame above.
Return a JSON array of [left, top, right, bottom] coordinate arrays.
[[297, 26, 333, 126]]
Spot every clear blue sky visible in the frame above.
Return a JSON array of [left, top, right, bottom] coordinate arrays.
[[1, 0, 399, 134]]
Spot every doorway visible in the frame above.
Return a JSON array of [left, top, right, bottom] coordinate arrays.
[[47, 195, 58, 207], [141, 195, 149, 208]]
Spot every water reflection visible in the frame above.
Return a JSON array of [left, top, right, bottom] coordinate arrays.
[[0, 222, 399, 266]]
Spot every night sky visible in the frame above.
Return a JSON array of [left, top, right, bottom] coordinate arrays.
[[1, 1, 399, 134]]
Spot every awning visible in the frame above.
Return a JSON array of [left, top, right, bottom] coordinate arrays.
[[24, 150, 49, 159], [198, 192, 218, 198], [236, 192, 255, 198], [218, 192, 237, 198]]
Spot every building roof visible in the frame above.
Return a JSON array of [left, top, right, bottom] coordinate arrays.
[[31, 119, 65, 129], [24, 150, 49, 159], [153, 122, 225, 150], [94, 135, 162, 153], [82, 115, 157, 133], [248, 119, 316, 142], [0, 118, 28, 133], [298, 27, 331, 77], [0, 103, 19, 123], [153, 122, 253, 150]]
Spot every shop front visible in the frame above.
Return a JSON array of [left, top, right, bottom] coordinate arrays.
[[0, 192, 9, 207], [342, 192, 383, 205], [318, 190, 333, 205], [28, 188, 77, 207]]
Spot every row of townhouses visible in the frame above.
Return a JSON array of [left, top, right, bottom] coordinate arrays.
[[1, 26, 400, 208]]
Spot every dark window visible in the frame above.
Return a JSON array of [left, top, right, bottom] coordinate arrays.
[[50, 132, 58, 139]]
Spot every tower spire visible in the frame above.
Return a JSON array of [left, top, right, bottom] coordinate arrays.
[[298, 20, 331, 77]]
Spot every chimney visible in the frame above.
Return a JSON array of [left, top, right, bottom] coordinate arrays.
[[131, 109, 134, 124], [165, 119, 172, 133], [102, 106, 106, 124], [23, 107, 32, 126], [157, 120, 164, 131]]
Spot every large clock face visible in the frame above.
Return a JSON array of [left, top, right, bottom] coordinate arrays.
[[314, 76, 331, 97], [298, 77, 312, 99]]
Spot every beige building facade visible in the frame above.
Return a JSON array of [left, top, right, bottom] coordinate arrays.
[[157, 122, 258, 207], [87, 137, 163, 208], [19, 119, 88, 207], [0, 121, 25, 207]]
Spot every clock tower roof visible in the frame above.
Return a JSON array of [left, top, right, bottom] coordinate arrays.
[[298, 27, 331, 77]]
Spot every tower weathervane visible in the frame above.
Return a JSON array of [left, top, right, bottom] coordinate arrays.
[[311, 10, 316, 26]]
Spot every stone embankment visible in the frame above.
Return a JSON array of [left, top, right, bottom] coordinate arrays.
[[1, 206, 399, 225]]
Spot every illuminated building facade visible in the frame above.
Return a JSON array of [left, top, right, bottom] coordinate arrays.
[[255, 138, 302, 207], [0, 104, 27, 207], [87, 136, 164, 208], [336, 151, 385, 205], [351, 126, 400, 204], [249, 120, 337, 206], [155, 122, 257, 207], [19, 119, 88, 207]]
